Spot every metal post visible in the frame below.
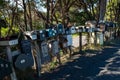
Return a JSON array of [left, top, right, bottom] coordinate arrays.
[[6, 46, 17, 80]]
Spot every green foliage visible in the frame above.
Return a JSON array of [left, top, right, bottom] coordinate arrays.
[[70, 10, 94, 25], [0, 0, 5, 8], [105, 0, 119, 21], [1, 26, 19, 37]]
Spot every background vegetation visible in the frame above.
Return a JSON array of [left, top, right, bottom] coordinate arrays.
[[0, 0, 119, 37]]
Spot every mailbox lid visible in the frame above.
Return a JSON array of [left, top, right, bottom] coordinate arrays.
[[15, 54, 34, 70]]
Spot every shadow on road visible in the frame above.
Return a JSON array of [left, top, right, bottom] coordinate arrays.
[[39, 41, 120, 80]]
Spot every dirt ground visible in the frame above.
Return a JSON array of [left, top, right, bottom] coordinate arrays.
[[39, 39, 120, 80]]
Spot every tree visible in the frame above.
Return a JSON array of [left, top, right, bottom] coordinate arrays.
[[99, 0, 107, 21]]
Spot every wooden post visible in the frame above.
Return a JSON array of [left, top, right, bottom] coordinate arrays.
[[79, 32, 82, 53], [6, 46, 17, 80], [46, 0, 50, 29], [94, 32, 97, 46], [33, 41, 41, 77]]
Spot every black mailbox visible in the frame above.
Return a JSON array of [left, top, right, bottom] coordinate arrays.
[[40, 42, 50, 64], [0, 58, 12, 79], [37, 30, 46, 41], [65, 28, 71, 35], [15, 40, 34, 70]]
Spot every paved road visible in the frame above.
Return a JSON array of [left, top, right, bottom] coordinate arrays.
[[39, 40, 120, 80]]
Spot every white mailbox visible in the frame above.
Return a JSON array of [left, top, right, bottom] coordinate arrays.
[[70, 26, 76, 34], [66, 35, 72, 46], [24, 31, 37, 40]]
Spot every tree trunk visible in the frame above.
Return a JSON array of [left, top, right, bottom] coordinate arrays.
[[23, 0, 28, 31], [28, 0, 33, 30], [99, 0, 107, 21]]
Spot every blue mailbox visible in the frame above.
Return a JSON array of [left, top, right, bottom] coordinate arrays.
[[46, 29, 54, 38], [57, 24, 65, 34], [52, 28, 58, 36]]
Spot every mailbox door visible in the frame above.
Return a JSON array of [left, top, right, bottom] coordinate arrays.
[[15, 54, 34, 70], [51, 41, 59, 56], [66, 35, 72, 46], [0, 58, 12, 79], [41, 42, 50, 64]]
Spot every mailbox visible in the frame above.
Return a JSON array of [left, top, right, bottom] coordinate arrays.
[[24, 31, 37, 40], [87, 27, 94, 32], [51, 40, 59, 56], [57, 24, 65, 34], [52, 29, 58, 36], [14, 54, 34, 70], [79, 27, 83, 32], [46, 29, 54, 38], [20, 40, 32, 55], [65, 28, 71, 35], [40, 42, 50, 64], [75, 27, 79, 33], [15, 40, 34, 70], [37, 30, 46, 41], [0, 58, 12, 79], [70, 26, 76, 34]]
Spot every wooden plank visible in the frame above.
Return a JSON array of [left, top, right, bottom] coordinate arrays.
[[6, 46, 17, 80], [0, 39, 18, 46]]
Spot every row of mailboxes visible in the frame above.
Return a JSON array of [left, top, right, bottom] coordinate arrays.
[[40, 40, 60, 64], [24, 25, 104, 41]]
